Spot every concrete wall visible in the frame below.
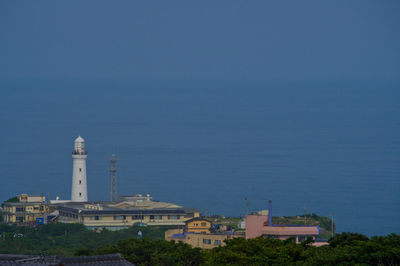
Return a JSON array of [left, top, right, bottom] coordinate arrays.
[[58, 213, 189, 228], [245, 214, 268, 239]]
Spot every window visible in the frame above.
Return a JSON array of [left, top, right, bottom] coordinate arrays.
[[113, 215, 126, 220], [201, 222, 207, 226], [150, 215, 154, 220], [214, 240, 221, 245], [79, 193, 82, 197], [168, 215, 180, 220], [34, 207, 39, 210], [16, 216, 24, 222], [298, 235, 307, 242], [79, 168, 82, 172], [203, 239, 211, 244], [79, 180, 82, 184], [16, 207, 24, 212], [154, 215, 162, 220], [132, 215, 144, 220], [90, 216, 101, 220]]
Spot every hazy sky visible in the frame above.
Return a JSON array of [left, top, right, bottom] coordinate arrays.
[[0, 1, 399, 81]]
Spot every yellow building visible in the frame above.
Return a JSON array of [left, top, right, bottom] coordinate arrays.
[[165, 229, 244, 249], [2, 194, 48, 225], [185, 218, 212, 233]]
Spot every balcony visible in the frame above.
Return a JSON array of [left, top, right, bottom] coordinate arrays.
[[72, 151, 87, 155]]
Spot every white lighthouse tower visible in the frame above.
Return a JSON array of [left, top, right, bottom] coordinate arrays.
[[71, 136, 88, 202]]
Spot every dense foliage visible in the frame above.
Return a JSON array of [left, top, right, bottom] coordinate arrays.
[[0, 223, 169, 256], [0, 223, 399, 265], [203, 234, 400, 265], [82, 232, 400, 265], [3, 196, 19, 203], [94, 238, 203, 266]]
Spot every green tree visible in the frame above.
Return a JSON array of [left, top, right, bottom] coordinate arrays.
[[328, 232, 369, 247], [94, 238, 203, 266]]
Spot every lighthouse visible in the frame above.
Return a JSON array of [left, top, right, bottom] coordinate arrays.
[[71, 136, 88, 202]]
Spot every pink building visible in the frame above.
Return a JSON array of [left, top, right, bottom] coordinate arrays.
[[245, 214, 321, 244]]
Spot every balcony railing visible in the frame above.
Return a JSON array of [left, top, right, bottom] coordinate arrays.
[[72, 151, 87, 155]]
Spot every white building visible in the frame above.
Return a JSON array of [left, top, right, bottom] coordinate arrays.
[[71, 136, 88, 202]]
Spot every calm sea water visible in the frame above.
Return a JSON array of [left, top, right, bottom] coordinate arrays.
[[1, 79, 399, 236]]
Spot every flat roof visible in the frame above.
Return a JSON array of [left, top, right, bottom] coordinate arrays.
[[53, 200, 198, 215], [262, 225, 320, 236], [2, 202, 44, 206]]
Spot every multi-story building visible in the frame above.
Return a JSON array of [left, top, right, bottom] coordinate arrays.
[[165, 229, 243, 249], [54, 199, 199, 230], [185, 217, 212, 233], [245, 213, 322, 244], [2, 194, 48, 225], [165, 217, 244, 249]]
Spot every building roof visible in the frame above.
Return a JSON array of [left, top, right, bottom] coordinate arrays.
[[75, 136, 85, 142], [185, 217, 212, 224], [2, 201, 44, 206], [0, 253, 133, 266], [60, 254, 133, 265], [54, 200, 198, 216], [0, 254, 57, 265], [262, 225, 320, 236]]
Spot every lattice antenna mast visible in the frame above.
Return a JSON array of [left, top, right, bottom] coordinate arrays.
[[109, 154, 118, 202]]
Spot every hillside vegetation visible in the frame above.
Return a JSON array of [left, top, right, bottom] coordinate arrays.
[[0, 223, 398, 265], [0, 223, 168, 256], [87, 232, 400, 265]]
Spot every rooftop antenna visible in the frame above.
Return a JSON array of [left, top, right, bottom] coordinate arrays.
[[268, 200, 272, 225], [245, 197, 249, 216], [109, 154, 118, 202]]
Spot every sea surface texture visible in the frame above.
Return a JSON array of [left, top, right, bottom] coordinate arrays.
[[1, 80, 399, 236]]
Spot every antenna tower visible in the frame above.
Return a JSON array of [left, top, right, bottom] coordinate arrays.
[[109, 154, 118, 202]]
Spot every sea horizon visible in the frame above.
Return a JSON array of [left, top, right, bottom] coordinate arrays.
[[1, 78, 399, 237]]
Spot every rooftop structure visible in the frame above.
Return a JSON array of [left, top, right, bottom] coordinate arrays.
[[18, 194, 46, 203], [119, 193, 152, 202]]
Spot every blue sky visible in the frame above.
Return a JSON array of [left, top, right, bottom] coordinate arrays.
[[0, 1, 399, 81]]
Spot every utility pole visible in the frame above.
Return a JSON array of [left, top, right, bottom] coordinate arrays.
[[245, 198, 248, 216], [331, 214, 335, 237]]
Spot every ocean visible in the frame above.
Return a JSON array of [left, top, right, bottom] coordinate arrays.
[[1, 79, 399, 236]]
